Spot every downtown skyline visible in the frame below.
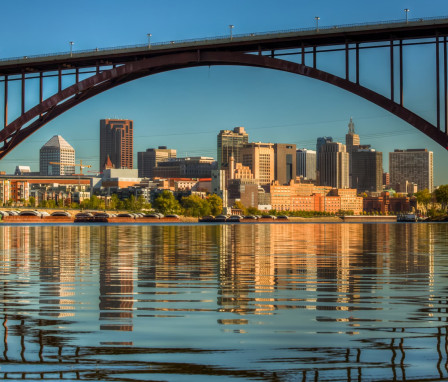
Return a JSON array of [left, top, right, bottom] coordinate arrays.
[[0, 0, 447, 184]]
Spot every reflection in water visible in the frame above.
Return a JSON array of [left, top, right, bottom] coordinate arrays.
[[0, 223, 446, 380]]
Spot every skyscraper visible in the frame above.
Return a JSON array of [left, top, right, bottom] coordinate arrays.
[[389, 149, 433, 191], [274, 143, 296, 185], [217, 127, 249, 169], [39, 135, 75, 176], [137, 146, 177, 178], [296, 149, 317, 180], [100, 119, 133, 171], [242, 142, 275, 186], [345, 117, 360, 152], [318, 142, 349, 189], [352, 149, 383, 192]]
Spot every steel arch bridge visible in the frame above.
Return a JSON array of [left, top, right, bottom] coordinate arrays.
[[1, 16, 448, 158]]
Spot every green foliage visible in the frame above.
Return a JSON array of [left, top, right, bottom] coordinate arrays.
[[28, 196, 36, 207], [415, 188, 432, 214], [207, 194, 223, 216], [435, 185, 448, 212], [181, 194, 211, 217], [233, 201, 246, 215], [154, 190, 182, 215], [80, 195, 105, 210]]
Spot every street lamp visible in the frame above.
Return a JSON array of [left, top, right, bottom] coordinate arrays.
[[69, 41, 74, 57], [315, 16, 320, 32], [147, 33, 152, 49], [404, 8, 410, 23], [229, 24, 234, 40]]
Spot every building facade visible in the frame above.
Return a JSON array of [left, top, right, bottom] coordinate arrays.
[[137, 146, 176, 178], [318, 142, 349, 189], [242, 142, 275, 186], [100, 119, 133, 171], [39, 135, 75, 176], [217, 127, 249, 169], [389, 149, 433, 191], [154, 157, 216, 179], [274, 143, 297, 185], [351, 149, 383, 193], [296, 149, 316, 180]]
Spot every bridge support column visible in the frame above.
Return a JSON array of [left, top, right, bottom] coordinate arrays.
[[345, 41, 349, 80], [356, 43, 359, 84], [445, 36, 447, 133], [390, 40, 394, 101], [436, 34, 440, 130], [301, 43, 305, 65], [21, 73, 25, 115], [3, 76, 7, 128], [400, 40, 403, 106]]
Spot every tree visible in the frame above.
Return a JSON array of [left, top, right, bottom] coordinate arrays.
[[435, 185, 448, 212], [29, 196, 36, 207], [154, 190, 182, 215], [207, 194, 223, 216], [182, 194, 210, 217], [233, 201, 246, 215], [137, 195, 151, 211], [109, 194, 120, 210], [415, 188, 432, 214]]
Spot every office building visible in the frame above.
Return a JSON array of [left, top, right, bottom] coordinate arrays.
[[274, 143, 296, 185], [296, 149, 316, 180], [217, 127, 249, 168], [100, 119, 133, 171], [316, 136, 333, 154], [39, 135, 75, 176], [242, 142, 275, 186], [318, 142, 349, 189], [389, 149, 433, 191], [137, 146, 176, 178], [352, 149, 383, 193], [345, 117, 360, 153], [154, 157, 216, 179]]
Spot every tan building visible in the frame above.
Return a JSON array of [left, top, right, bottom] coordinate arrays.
[[389, 149, 433, 191], [268, 181, 362, 214], [274, 143, 297, 185], [217, 127, 249, 168], [100, 119, 133, 171], [242, 142, 275, 186], [318, 142, 349, 189]]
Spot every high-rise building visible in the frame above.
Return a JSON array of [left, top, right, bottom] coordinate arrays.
[[217, 127, 249, 169], [296, 149, 317, 180], [345, 117, 360, 152], [274, 143, 296, 185], [318, 142, 349, 189], [351, 149, 383, 193], [389, 149, 433, 191], [39, 135, 75, 176], [137, 146, 176, 178], [153, 157, 216, 178], [100, 119, 133, 171], [242, 142, 275, 186], [316, 136, 333, 154]]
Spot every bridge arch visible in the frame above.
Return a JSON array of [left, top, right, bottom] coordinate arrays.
[[1, 51, 447, 158]]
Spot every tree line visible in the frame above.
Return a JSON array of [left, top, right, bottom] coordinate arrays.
[[415, 185, 448, 216]]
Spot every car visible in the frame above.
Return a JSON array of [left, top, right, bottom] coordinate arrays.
[[51, 211, 71, 217], [19, 210, 41, 216]]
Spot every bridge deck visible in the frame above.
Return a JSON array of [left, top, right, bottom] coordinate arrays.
[[1, 16, 448, 74]]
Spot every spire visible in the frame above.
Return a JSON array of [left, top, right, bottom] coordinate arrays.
[[348, 117, 355, 134]]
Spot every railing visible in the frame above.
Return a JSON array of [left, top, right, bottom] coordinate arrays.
[[0, 15, 447, 63]]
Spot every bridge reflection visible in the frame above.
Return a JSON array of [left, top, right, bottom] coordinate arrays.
[[0, 223, 446, 380]]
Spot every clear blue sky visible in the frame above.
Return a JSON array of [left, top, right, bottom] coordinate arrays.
[[1, 0, 447, 184]]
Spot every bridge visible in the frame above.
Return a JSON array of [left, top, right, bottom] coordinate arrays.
[[1, 16, 448, 158]]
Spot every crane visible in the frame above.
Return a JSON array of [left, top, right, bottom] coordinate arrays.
[[49, 159, 92, 175]]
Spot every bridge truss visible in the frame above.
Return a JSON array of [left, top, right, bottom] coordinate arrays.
[[1, 16, 448, 158]]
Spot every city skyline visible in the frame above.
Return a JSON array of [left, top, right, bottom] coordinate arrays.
[[0, 0, 447, 184]]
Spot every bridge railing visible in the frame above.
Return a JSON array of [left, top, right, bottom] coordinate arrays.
[[1, 15, 447, 63]]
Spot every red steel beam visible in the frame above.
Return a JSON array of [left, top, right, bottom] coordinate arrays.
[[4, 75, 7, 128], [390, 39, 394, 101], [1, 51, 447, 158]]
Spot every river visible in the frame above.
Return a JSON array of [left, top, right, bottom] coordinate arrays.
[[0, 223, 447, 381]]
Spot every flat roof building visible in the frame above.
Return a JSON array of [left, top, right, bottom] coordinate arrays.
[[389, 149, 433, 191], [100, 119, 133, 171]]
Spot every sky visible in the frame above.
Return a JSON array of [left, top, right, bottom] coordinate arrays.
[[0, 0, 448, 184]]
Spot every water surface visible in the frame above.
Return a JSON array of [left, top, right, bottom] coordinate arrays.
[[0, 223, 447, 381]]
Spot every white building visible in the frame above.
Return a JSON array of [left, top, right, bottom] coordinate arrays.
[[39, 135, 75, 176]]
